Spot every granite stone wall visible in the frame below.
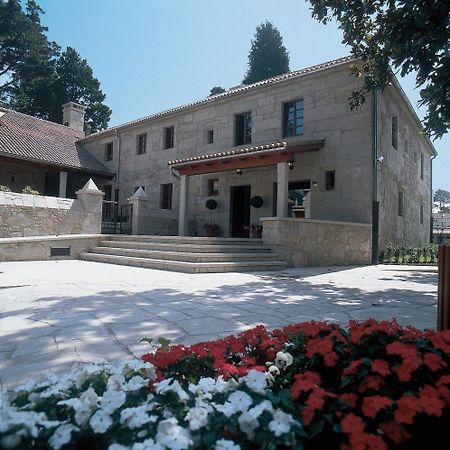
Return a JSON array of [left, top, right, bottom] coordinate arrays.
[[261, 217, 372, 267]]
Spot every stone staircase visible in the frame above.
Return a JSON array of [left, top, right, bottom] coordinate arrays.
[[80, 235, 286, 273]]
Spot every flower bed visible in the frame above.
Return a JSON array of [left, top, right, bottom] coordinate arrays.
[[1, 320, 449, 449]]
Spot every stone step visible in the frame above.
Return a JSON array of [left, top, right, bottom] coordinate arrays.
[[80, 253, 286, 273], [104, 235, 263, 245], [98, 240, 272, 254], [90, 246, 280, 262]]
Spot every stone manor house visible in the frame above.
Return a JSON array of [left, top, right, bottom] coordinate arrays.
[[0, 57, 437, 267]]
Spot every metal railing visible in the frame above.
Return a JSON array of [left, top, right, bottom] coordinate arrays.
[[101, 201, 133, 234], [437, 244, 450, 330]]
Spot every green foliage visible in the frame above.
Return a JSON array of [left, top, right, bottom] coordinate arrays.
[[379, 242, 438, 264], [209, 86, 226, 96], [0, 185, 12, 192], [307, 0, 450, 138], [434, 189, 450, 213], [21, 185, 40, 195], [243, 20, 290, 85], [0, 1, 111, 132]]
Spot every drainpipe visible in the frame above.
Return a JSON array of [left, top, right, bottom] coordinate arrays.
[[114, 129, 122, 203], [371, 89, 380, 264], [430, 154, 436, 243]]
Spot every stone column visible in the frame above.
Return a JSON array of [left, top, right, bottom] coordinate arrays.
[[75, 178, 104, 234], [128, 187, 150, 235], [178, 175, 189, 236], [59, 171, 68, 198], [277, 162, 289, 218]]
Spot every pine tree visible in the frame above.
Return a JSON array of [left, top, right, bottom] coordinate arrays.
[[243, 21, 290, 85]]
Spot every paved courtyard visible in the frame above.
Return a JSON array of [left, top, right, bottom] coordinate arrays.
[[0, 260, 437, 389]]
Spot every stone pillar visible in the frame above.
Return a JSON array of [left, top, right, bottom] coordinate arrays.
[[128, 187, 150, 235], [59, 171, 68, 198], [75, 178, 104, 234], [277, 162, 289, 218], [178, 175, 189, 236]]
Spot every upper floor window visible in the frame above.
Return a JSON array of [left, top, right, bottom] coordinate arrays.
[[207, 129, 214, 144], [164, 126, 175, 149], [420, 203, 424, 225], [160, 183, 173, 209], [136, 133, 147, 155], [392, 116, 398, 149], [235, 111, 252, 146], [325, 170, 335, 191], [207, 178, 219, 196], [398, 190, 404, 217], [105, 142, 113, 161], [420, 153, 424, 180], [283, 99, 304, 137]]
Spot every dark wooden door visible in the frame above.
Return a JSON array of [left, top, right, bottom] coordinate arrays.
[[230, 185, 251, 237]]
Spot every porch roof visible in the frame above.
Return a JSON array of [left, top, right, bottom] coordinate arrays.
[[167, 139, 324, 176]]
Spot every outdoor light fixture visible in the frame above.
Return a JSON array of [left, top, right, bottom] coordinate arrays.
[[236, 168, 243, 175], [312, 181, 318, 187], [288, 162, 294, 170]]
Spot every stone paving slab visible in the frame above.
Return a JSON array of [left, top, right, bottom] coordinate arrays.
[[0, 260, 437, 389]]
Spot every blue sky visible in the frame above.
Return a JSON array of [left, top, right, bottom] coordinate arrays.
[[38, 0, 449, 191]]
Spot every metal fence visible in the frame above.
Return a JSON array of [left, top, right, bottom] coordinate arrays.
[[101, 201, 133, 234]]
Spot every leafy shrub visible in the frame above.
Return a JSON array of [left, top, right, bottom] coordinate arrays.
[[0, 185, 11, 192], [1, 321, 449, 449], [21, 185, 40, 195], [379, 241, 438, 264]]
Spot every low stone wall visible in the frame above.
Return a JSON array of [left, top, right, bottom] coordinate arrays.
[[0, 234, 104, 262], [0, 180, 103, 238], [261, 217, 372, 267]]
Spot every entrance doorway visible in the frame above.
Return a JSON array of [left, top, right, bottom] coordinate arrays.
[[230, 185, 251, 237]]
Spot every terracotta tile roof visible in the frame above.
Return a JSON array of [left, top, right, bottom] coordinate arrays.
[[168, 142, 288, 166], [80, 56, 354, 142], [0, 107, 112, 175]]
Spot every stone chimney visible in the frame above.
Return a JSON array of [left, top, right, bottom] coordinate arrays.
[[62, 102, 86, 132]]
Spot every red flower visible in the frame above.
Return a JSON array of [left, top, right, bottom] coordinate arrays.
[[343, 358, 365, 376], [358, 375, 384, 393], [394, 395, 421, 424], [341, 413, 388, 450], [371, 359, 390, 377], [291, 371, 321, 400], [392, 355, 422, 382], [361, 396, 392, 418], [340, 393, 358, 408], [306, 337, 337, 367], [302, 387, 326, 425], [423, 352, 445, 371], [418, 385, 445, 417], [379, 421, 411, 444]]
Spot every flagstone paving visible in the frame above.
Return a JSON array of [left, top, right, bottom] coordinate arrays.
[[0, 260, 437, 389]]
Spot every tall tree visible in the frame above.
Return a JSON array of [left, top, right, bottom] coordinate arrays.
[[434, 189, 450, 213], [243, 21, 290, 85], [307, 0, 450, 138], [209, 86, 226, 96]]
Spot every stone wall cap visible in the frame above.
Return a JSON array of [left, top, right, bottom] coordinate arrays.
[[260, 217, 372, 228], [0, 234, 104, 244], [76, 178, 104, 196], [128, 187, 148, 201]]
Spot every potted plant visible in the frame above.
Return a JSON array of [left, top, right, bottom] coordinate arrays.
[[203, 223, 221, 237], [245, 223, 263, 238]]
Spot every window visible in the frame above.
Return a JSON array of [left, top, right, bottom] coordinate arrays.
[[420, 203, 424, 225], [398, 191, 404, 217], [283, 99, 304, 137], [103, 185, 112, 201], [392, 116, 398, 149], [404, 138, 408, 153], [164, 126, 175, 149], [325, 170, 335, 191], [136, 133, 147, 154], [105, 142, 113, 161], [207, 129, 214, 144], [420, 153, 424, 180], [160, 183, 173, 209], [207, 178, 219, 196], [235, 111, 252, 146]]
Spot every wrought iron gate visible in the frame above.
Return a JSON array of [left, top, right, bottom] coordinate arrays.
[[101, 201, 133, 234]]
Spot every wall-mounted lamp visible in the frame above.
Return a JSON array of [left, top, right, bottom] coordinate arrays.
[[236, 168, 243, 175], [312, 181, 318, 187], [376, 156, 384, 163], [288, 162, 294, 170]]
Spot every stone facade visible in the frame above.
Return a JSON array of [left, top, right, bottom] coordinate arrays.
[[0, 179, 104, 238], [261, 217, 372, 266]]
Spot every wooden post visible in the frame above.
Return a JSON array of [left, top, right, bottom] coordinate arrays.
[[437, 244, 450, 330]]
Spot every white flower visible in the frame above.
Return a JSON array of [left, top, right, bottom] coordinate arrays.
[[185, 406, 210, 430], [155, 379, 189, 402], [268, 409, 294, 437], [49, 424, 79, 450], [274, 351, 293, 369], [214, 438, 241, 450], [108, 444, 130, 450], [58, 388, 99, 427], [123, 376, 148, 392], [120, 405, 157, 429], [215, 391, 253, 417], [156, 418, 192, 450], [100, 388, 126, 415], [247, 400, 273, 419], [238, 410, 259, 439], [241, 370, 267, 394], [89, 409, 113, 434], [107, 374, 125, 391], [132, 438, 164, 450]]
